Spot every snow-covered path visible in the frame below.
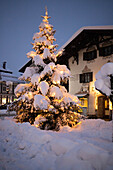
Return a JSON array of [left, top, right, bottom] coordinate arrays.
[[0, 117, 113, 170]]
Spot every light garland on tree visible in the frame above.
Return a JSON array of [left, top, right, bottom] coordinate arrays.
[[8, 7, 83, 131]]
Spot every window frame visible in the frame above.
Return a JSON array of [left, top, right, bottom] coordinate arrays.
[[83, 50, 97, 61], [99, 45, 113, 56], [80, 72, 93, 83], [2, 82, 6, 93]]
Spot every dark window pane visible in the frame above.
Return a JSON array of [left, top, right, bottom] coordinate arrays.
[[79, 72, 93, 83], [80, 74, 84, 83], [83, 50, 97, 61], [99, 45, 113, 56]]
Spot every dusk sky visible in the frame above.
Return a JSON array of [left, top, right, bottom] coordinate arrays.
[[0, 0, 113, 75]]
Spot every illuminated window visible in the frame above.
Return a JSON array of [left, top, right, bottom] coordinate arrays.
[[105, 98, 109, 110], [81, 99, 84, 106], [2, 97, 6, 104], [79, 98, 88, 107]]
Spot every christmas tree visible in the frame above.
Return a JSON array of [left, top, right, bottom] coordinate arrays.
[[9, 8, 82, 131]]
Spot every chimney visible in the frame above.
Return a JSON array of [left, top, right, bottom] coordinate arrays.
[[3, 62, 6, 69]]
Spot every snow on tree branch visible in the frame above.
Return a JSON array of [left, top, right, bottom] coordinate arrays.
[[95, 62, 113, 96], [9, 8, 81, 131]]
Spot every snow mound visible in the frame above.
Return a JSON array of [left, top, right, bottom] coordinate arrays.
[[50, 138, 76, 156], [0, 118, 113, 170], [77, 143, 109, 170]]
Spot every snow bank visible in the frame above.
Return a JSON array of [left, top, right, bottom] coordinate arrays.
[[0, 118, 113, 170]]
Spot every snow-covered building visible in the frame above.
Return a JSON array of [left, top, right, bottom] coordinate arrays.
[[0, 62, 23, 105], [58, 26, 113, 119]]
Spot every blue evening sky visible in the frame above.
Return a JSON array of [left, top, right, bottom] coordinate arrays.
[[0, 0, 113, 75]]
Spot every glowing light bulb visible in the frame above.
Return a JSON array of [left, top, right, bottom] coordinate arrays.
[[57, 80, 60, 84], [52, 92, 56, 97], [53, 81, 56, 84], [60, 71, 63, 74]]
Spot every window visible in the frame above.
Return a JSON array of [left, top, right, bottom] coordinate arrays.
[[81, 99, 84, 106], [83, 50, 97, 61], [99, 45, 113, 56], [0, 83, 1, 93], [2, 83, 6, 92], [80, 72, 93, 83]]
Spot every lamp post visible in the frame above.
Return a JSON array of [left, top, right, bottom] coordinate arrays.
[[110, 74, 113, 142]]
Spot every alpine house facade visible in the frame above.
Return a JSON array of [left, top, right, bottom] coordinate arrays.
[[58, 26, 113, 119]]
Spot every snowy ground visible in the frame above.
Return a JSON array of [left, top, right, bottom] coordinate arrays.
[[0, 117, 113, 170]]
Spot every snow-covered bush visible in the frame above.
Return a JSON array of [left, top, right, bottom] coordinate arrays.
[[95, 62, 113, 96]]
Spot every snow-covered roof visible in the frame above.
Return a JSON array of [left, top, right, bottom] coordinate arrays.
[[0, 72, 24, 83], [0, 66, 13, 74], [58, 25, 113, 52]]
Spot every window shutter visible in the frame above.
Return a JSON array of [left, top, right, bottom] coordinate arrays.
[[80, 74, 84, 83], [90, 72, 93, 81]]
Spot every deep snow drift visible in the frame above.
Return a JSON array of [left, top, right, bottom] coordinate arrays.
[[0, 117, 113, 170]]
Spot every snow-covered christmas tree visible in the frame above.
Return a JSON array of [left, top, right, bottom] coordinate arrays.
[[9, 8, 81, 131]]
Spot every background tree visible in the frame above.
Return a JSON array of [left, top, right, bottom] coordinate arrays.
[[9, 8, 81, 131]]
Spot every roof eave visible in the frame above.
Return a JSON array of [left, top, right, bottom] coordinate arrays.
[[58, 25, 113, 52]]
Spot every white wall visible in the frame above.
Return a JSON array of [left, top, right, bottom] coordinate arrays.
[[69, 48, 113, 115]]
